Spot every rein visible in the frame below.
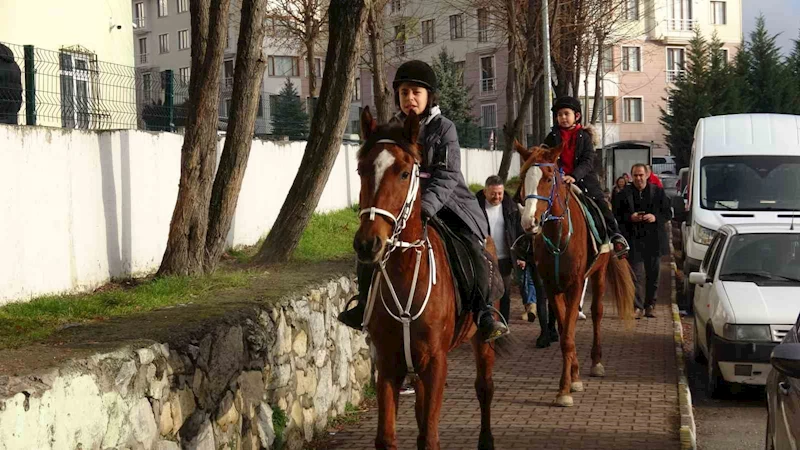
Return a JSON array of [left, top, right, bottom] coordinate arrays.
[[524, 163, 573, 290], [358, 138, 437, 380]]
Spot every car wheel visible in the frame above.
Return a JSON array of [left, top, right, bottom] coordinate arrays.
[[693, 317, 706, 363], [707, 332, 728, 398]]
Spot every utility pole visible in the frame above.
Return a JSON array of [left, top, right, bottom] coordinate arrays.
[[542, 0, 552, 129], [600, 65, 608, 189]]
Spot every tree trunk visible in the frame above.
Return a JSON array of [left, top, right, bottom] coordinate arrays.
[[591, 37, 604, 124], [367, 0, 391, 123], [158, 0, 230, 276], [306, 36, 317, 98], [499, 0, 518, 182], [204, 0, 269, 272], [254, 0, 368, 265]]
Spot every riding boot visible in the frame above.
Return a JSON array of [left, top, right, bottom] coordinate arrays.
[[598, 201, 630, 258], [471, 243, 510, 343], [337, 262, 375, 330]]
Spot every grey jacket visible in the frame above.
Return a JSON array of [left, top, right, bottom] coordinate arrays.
[[392, 107, 489, 239]]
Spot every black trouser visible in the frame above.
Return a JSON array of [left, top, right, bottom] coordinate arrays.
[[498, 258, 514, 321], [578, 176, 621, 237], [630, 241, 661, 309]]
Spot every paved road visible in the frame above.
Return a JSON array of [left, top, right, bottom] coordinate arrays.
[[324, 261, 680, 449], [682, 317, 767, 450]]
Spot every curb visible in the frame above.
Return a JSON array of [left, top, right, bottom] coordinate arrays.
[[669, 236, 697, 450]]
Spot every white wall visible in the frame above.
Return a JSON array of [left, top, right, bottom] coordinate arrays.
[[0, 126, 516, 305]]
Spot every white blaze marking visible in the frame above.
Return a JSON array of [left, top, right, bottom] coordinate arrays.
[[521, 166, 543, 232], [373, 149, 396, 194]]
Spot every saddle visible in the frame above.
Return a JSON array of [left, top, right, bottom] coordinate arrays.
[[427, 216, 476, 318], [568, 185, 612, 258]]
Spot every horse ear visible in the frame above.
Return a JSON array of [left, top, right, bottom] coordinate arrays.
[[405, 110, 420, 144], [544, 145, 562, 163], [361, 106, 377, 140], [514, 139, 533, 162]]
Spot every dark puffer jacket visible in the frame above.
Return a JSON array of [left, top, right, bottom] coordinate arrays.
[[392, 107, 489, 239], [0, 43, 22, 125]]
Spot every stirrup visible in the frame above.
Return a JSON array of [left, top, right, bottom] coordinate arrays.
[[611, 235, 629, 259], [476, 305, 510, 342]]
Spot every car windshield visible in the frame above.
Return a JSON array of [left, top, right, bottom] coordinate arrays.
[[719, 233, 800, 284], [700, 156, 800, 211]]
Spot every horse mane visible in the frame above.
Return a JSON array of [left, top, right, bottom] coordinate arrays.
[[358, 122, 420, 161], [519, 145, 559, 177]]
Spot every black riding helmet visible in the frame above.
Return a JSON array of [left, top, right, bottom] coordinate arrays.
[[393, 60, 438, 115], [551, 96, 582, 124]]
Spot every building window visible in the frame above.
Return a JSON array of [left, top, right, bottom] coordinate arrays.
[[390, 0, 402, 13], [587, 97, 617, 123], [622, 46, 641, 71], [178, 29, 189, 50], [257, 95, 264, 118], [625, 0, 639, 20], [720, 48, 729, 63], [159, 33, 169, 54], [454, 60, 465, 85], [394, 25, 406, 57], [623, 97, 643, 122], [666, 47, 686, 82], [449, 14, 463, 39], [352, 78, 361, 101], [711, 1, 726, 25], [267, 56, 299, 77], [602, 46, 614, 73], [421, 19, 435, 45], [134, 2, 146, 28], [669, 0, 694, 31], [178, 0, 188, 13], [179, 67, 190, 85], [141, 72, 152, 103], [158, 0, 168, 17], [477, 8, 489, 42], [59, 52, 92, 129], [480, 55, 495, 94], [481, 104, 497, 129], [138, 37, 148, 64], [604, 97, 616, 122], [223, 59, 235, 86]]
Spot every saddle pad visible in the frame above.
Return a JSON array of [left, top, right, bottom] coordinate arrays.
[[428, 216, 475, 316]]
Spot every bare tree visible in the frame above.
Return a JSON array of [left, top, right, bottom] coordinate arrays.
[[254, 0, 368, 265], [158, 0, 231, 276], [204, 0, 270, 272], [367, 0, 392, 123]]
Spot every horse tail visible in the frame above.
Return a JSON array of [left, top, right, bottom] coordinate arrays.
[[606, 256, 635, 327]]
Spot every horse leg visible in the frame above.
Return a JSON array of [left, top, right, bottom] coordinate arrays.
[[471, 334, 496, 450], [375, 368, 404, 450], [554, 288, 581, 407], [416, 353, 447, 450], [590, 265, 607, 377]]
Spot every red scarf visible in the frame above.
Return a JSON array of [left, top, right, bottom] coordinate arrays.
[[558, 125, 581, 176]]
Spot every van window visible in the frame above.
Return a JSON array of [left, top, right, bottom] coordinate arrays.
[[700, 156, 800, 211]]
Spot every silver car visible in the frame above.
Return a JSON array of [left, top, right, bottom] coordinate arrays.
[[765, 312, 800, 449]]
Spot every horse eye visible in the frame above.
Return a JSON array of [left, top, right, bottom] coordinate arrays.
[[401, 171, 410, 180]]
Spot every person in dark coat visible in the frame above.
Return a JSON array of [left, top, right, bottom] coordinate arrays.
[[338, 60, 509, 342], [543, 96, 629, 258], [617, 163, 672, 318], [0, 43, 23, 125]]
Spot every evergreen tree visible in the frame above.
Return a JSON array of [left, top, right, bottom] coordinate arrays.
[[707, 32, 741, 114], [744, 16, 794, 113], [660, 30, 710, 169], [271, 78, 309, 140], [430, 48, 481, 147], [785, 31, 800, 114]]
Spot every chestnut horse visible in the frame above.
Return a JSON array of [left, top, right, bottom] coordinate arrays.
[[514, 141, 634, 407], [353, 107, 507, 449]]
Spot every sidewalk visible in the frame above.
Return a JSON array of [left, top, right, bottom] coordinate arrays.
[[326, 259, 680, 449]]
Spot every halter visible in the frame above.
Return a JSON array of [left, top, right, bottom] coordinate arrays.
[[357, 138, 437, 380], [524, 162, 573, 290]]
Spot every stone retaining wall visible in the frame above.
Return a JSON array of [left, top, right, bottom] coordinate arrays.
[[0, 276, 372, 450]]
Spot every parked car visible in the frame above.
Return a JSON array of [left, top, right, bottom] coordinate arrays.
[[765, 312, 800, 450], [690, 223, 800, 398], [682, 114, 800, 314], [651, 155, 677, 175]]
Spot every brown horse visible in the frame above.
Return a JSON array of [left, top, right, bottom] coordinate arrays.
[[353, 107, 507, 449], [514, 141, 635, 407]]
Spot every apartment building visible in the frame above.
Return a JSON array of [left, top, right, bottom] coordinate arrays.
[[360, 0, 742, 153], [131, 0, 361, 136]]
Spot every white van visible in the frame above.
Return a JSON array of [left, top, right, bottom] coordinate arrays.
[[682, 114, 800, 304]]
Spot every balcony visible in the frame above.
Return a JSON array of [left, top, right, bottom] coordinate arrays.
[[133, 17, 147, 32], [666, 69, 685, 83], [138, 53, 148, 65], [480, 78, 496, 96], [668, 18, 696, 32]]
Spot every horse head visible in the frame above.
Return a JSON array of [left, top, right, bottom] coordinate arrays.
[[353, 107, 422, 263], [514, 140, 565, 235]]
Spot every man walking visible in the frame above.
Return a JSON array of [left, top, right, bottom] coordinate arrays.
[[619, 164, 672, 318], [476, 175, 526, 322]]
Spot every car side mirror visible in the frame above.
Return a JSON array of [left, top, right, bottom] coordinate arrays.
[[771, 343, 800, 378], [689, 272, 709, 286]]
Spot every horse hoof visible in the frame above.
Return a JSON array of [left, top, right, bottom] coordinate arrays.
[[554, 394, 574, 407], [590, 363, 605, 377], [570, 381, 584, 393]]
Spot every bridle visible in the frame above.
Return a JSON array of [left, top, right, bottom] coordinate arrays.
[[357, 138, 436, 380], [524, 162, 573, 288]]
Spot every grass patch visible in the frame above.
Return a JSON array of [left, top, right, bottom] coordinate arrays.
[[273, 405, 288, 449], [293, 206, 359, 263], [363, 383, 377, 400]]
